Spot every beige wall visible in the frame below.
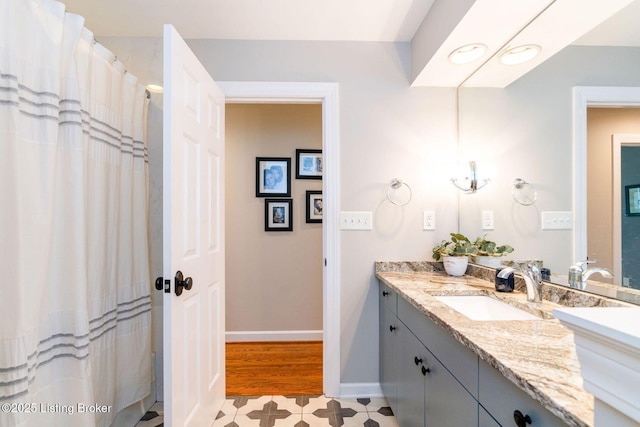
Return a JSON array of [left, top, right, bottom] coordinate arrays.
[[586, 107, 640, 274], [225, 104, 323, 334]]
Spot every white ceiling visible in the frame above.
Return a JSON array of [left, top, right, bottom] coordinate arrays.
[[61, 0, 640, 87]]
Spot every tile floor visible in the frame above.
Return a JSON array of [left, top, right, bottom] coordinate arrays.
[[135, 395, 399, 427]]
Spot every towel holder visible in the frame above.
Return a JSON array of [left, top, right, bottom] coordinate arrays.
[[387, 178, 412, 206]]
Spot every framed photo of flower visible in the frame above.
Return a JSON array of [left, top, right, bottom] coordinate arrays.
[[256, 157, 291, 197]]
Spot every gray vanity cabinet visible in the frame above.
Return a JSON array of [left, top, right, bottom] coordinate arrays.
[[379, 283, 478, 426]]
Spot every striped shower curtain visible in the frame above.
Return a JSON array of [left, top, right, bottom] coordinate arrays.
[[0, 1, 152, 426]]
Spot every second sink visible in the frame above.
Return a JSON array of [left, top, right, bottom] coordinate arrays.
[[435, 295, 540, 321]]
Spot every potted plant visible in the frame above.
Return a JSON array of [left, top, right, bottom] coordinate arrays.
[[471, 235, 514, 268], [432, 233, 478, 276]]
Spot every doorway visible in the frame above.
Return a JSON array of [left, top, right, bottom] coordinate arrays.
[[219, 81, 340, 397], [225, 103, 323, 394]]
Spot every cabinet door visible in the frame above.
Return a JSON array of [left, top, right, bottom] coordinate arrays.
[[479, 361, 566, 427], [380, 303, 398, 411], [424, 349, 478, 426], [397, 325, 427, 427]]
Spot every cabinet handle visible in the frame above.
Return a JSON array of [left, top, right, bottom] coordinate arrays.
[[421, 366, 430, 375], [389, 325, 396, 332], [414, 356, 423, 365], [513, 410, 532, 426], [382, 291, 389, 297]]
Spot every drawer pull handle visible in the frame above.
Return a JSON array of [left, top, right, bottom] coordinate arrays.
[[389, 325, 396, 332], [382, 291, 389, 297], [513, 410, 532, 426], [421, 366, 430, 375], [414, 356, 423, 365]]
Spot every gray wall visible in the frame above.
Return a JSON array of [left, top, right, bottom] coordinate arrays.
[[101, 37, 459, 387]]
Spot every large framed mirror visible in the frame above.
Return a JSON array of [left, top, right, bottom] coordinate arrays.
[[457, 3, 640, 304]]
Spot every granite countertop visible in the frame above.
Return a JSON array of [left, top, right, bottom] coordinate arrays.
[[375, 262, 595, 427]]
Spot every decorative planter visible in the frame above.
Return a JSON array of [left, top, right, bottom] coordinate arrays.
[[442, 256, 469, 276], [471, 255, 505, 269]]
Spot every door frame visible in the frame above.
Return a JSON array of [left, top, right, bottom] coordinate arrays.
[[219, 81, 340, 397], [572, 86, 640, 267]]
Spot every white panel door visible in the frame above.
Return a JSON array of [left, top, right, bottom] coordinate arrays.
[[163, 24, 225, 427]]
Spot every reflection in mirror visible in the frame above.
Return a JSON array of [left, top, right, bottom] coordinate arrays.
[[457, 15, 640, 304]]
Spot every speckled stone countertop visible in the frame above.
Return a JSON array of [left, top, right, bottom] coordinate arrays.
[[374, 261, 624, 427]]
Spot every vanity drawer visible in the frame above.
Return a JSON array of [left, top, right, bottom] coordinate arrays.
[[478, 360, 566, 427], [397, 296, 478, 398], [379, 281, 397, 315]]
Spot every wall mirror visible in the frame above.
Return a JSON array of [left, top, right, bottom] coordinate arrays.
[[456, 2, 640, 305]]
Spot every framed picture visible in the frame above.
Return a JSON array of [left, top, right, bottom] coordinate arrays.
[[306, 190, 323, 223], [295, 149, 322, 180], [265, 199, 293, 231], [256, 157, 291, 197], [625, 184, 640, 216]]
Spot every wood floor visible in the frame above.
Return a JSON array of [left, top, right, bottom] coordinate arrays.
[[226, 341, 323, 396]]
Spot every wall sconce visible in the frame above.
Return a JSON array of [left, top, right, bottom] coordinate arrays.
[[451, 161, 491, 193]]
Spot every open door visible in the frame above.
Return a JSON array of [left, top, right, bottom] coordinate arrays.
[[162, 24, 225, 426]]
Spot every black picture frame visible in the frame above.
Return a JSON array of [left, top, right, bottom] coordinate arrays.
[[256, 157, 291, 197], [306, 190, 323, 223], [295, 149, 322, 180], [265, 199, 293, 231], [625, 184, 640, 216]]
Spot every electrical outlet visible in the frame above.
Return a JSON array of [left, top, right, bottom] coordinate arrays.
[[541, 211, 573, 230], [481, 210, 494, 230], [423, 211, 436, 230], [340, 211, 373, 230]]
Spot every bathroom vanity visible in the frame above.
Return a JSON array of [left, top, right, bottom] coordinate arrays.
[[376, 262, 635, 427]]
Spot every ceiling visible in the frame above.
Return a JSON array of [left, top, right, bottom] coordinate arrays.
[[61, 0, 640, 87]]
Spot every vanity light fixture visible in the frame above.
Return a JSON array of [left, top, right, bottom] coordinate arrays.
[[498, 45, 540, 65], [146, 84, 164, 93], [448, 44, 487, 65], [451, 160, 491, 193]]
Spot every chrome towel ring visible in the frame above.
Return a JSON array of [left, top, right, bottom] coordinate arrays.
[[387, 178, 412, 206]]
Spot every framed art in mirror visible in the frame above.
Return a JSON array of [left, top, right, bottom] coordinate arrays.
[[625, 184, 640, 216]]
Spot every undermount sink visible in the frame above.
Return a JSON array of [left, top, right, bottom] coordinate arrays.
[[435, 295, 540, 321]]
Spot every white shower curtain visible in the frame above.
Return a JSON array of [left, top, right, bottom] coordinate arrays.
[[0, 1, 152, 426]]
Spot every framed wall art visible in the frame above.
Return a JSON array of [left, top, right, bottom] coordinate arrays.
[[625, 184, 640, 216], [295, 149, 322, 180], [256, 157, 291, 197], [306, 190, 323, 223], [265, 199, 293, 231]]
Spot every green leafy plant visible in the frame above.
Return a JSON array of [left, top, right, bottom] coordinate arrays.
[[432, 233, 478, 261], [473, 235, 514, 257]]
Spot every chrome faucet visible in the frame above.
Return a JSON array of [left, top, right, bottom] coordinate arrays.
[[568, 260, 613, 290], [497, 263, 543, 303]]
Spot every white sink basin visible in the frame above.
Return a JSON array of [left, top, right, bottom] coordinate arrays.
[[435, 295, 539, 321]]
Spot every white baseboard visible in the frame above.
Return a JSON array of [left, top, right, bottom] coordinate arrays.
[[226, 330, 323, 342], [338, 382, 384, 399]]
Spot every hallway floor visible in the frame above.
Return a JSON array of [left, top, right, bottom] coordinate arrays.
[[135, 395, 399, 427]]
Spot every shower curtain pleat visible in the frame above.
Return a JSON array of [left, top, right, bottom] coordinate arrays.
[[0, 1, 152, 426]]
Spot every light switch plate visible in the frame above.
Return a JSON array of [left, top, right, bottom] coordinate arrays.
[[340, 211, 373, 230], [481, 210, 494, 230], [423, 211, 436, 230], [541, 211, 573, 230]]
